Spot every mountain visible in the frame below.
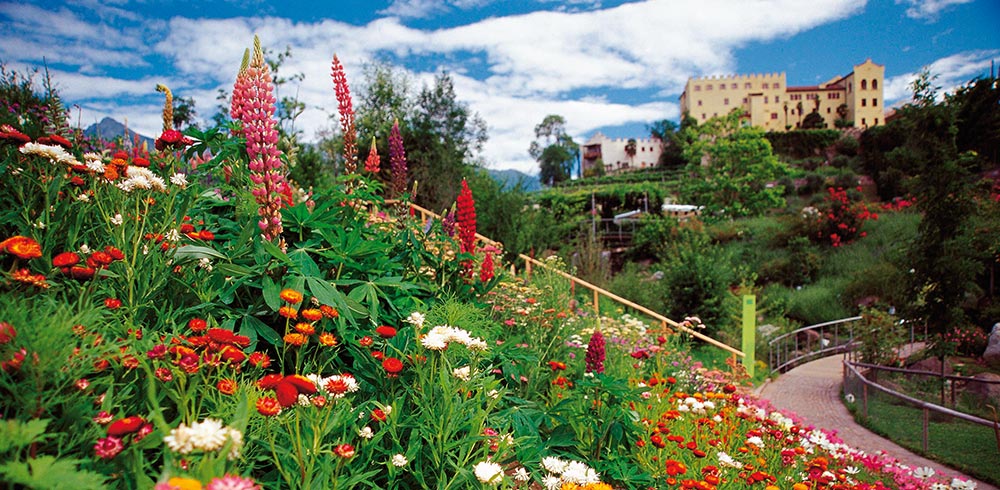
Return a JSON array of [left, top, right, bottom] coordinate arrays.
[[487, 168, 540, 191], [84, 117, 155, 147]]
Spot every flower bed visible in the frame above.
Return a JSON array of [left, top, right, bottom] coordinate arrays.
[[0, 39, 983, 490]]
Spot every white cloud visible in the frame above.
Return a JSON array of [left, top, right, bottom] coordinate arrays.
[[884, 49, 998, 105], [895, 0, 973, 22]]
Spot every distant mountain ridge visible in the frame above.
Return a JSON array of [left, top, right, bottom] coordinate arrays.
[[487, 168, 540, 191], [84, 117, 154, 147]]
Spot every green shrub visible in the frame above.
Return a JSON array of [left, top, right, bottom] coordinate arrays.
[[785, 277, 852, 324]]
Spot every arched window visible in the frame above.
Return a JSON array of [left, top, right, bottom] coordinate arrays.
[[861, 79, 868, 90], [871, 79, 878, 90]]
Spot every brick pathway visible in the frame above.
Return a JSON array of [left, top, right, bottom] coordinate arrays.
[[757, 354, 997, 490]]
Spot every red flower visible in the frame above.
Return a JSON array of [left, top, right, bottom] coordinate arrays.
[[359, 336, 373, 347], [371, 408, 387, 422], [188, 318, 207, 332], [334, 443, 355, 458], [0, 322, 16, 344], [94, 436, 124, 460], [198, 230, 215, 241], [547, 361, 566, 371], [217, 379, 237, 395], [104, 246, 124, 261], [375, 325, 397, 338], [132, 157, 150, 168], [248, 352, 271, 368], [364, 138, 380, 173], [107, 416, 145, 437], [256, 396, 282, 416], [279, 289, 304, 304], [1, 236, 42, 260], [382, 357, 403, 376], [104, 298, 122, 309], [479, 252, 494, 282], [52, 251, 80, 268]]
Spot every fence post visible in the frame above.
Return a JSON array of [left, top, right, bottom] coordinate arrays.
[[922, 407, 930, 453], [863, 383, 869, 417], [742, 295, 756, 378], [593, 288, 600, 329]]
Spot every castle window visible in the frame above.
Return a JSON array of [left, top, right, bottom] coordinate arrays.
[[771, 113, 778, 120], [731, 83, 737, 89], [862, 118, 867, 126], [701, 113, 706, 120], [764, 96, 769, 103], [763, 83, 769, 89], [720, 84, 725, 90], [744, 82, 751, 89], [743, 97, 748, 104], [875, 118, 879, 125], [806, 93, 817, 100], [724, 98, 730, 105], [773, 83, 780, 89], [827, 107, 831, 114], [861, 99, 867, 107], [872, 79, 878, 90], [861, 80, 868, 90], [695, 85, 701, 91], [775, 95, 779, 102], [707, 84, 713, 90], [697, 100, 703, 106], [872, 98, 878, 107]]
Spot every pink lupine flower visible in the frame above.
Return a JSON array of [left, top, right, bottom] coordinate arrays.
[[232, 36, 286, 242], [389, 119, 408, 198], [331, 55, 357, 174]]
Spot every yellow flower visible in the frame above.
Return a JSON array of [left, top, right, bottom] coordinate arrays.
[[165, 477, 202, 490]]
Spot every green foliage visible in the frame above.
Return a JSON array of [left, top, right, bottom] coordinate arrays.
[[531, 115, 578, 186], [854, 307, 907, 365], [680, 110, 789, 218], [765, 129, 840, 160]]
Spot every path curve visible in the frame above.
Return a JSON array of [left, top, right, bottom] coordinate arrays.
[[757, 354, 997, 490]]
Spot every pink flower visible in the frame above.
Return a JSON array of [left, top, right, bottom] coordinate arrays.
[[206, 475, 261, 490], [389, 119, 408, 198], [94, 436, 124, 459], [584, 330, 606, 374], [364, 138, 380, 173], [331, 55, 357, 173], [93, 411, 114, 425]]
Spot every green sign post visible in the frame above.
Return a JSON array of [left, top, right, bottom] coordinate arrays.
[[742, 295, 756, 378]]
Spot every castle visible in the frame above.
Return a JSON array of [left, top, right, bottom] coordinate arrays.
[[679, 59, 885, 132], [580, 133, 663, 175]]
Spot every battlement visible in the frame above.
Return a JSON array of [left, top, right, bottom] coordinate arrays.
[[689, 72, 786, 84]]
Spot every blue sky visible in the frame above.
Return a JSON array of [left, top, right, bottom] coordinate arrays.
[[1, 0, 997, 174]]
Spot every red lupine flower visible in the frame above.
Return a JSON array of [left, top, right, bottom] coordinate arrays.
[[331, 55, 357, 173], [364, 138, 380, 173], [479, 252, 494, 282], [456, 179, 477, 255], [584, 330, 605, 374], [375, 325, 397, 338], [256, 396, 282, 416]]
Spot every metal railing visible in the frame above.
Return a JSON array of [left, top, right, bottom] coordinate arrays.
[[767, 316, 862, 374], [398, 200, 745, 359], [843, 360, 1000, 453]]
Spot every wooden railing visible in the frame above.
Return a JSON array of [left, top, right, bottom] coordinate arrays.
[[398, 201, 744, 359]]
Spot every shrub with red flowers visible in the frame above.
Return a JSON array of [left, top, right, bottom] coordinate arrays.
[[810, 187, 878, 247]]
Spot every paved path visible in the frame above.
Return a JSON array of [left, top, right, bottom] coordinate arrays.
[[757, 354, 997, 490]]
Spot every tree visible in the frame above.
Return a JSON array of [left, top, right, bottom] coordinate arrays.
[[407, 72, 488, 211], [172, 96, 197, 130], [801, 111, 826, 129], [679, 110, 789, 218], [649, 118, 690, 167], [950, 75, 1000, 167], [354, 61, 415, 182], [530, 114, 577, 186], [625, 138, 637, 167]]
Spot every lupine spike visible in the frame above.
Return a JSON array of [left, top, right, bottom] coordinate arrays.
[[364, 136, 380, 173], [389, 119, 408, 199], [155, 84, 173, 131], [331, 55, 357, 174]]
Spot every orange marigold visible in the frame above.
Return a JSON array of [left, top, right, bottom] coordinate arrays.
[[279, 289, 304, 304], [294, 322, 316, 335], [284, 333, 308, 347], [1, 236, 42, 260], [278, 306, 298, 319], [320, 305, 339, 318], [318, 332, 338, 347], [300, 308, 323, 321]]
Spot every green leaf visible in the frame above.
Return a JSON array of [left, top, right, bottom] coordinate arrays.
[[0, 456, 108, 490], [261, 239, 294, 267], [173, 244, 227, 262], [261, 275, 280, 311], [241, 315, 281, 346], [0, 419, 49, 453], [288, 249, 320, 276]]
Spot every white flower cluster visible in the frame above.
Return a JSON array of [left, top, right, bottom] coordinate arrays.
[[452, 366, 471, 381], [420, 325, 487, 352], [84, 153, 105, 173], [676, 396, 716, 415], [717, 451, 743, 469], [473, 460, 503, 485], [163, 418, 243, 460], [539, 456, 601, 489], [391, 453, 408, 467], [117, 167, 166, 193], [19, 142, 80, 166], [404, 311, 425, 329]]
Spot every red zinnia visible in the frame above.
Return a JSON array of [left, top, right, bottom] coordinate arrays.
[[52, 251, 80, 268], [107, 416, 145, 437], [382, 357, 404, 376], [217, 379, 237, 395], [375, 325, 397, 338], [256, 396, 282, 416]]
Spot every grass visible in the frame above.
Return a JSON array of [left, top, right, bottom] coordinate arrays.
[[849, 394, 1000, 485]]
